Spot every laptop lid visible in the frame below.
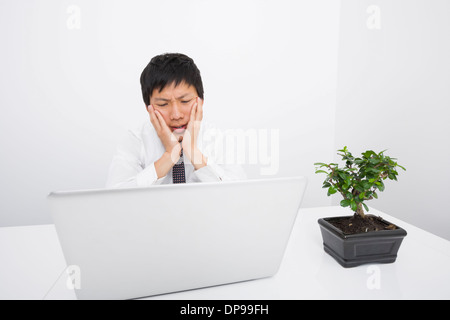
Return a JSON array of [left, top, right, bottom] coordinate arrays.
[[47, 176, 307, 300]]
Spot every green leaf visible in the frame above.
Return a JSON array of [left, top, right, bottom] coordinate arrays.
[[338, 172, 347, 180], [314, 162, 328, 167], [315, 170, 328, 175], [362, 150, 376, 158], [362, 181, 372, 190], [363, 203, 369, 212], [340, 199, 351, 207], [350, 200, 357, 212], [322, 182, 331, 188], [355, 184, 365, 193], [327, 186, 337, 196]]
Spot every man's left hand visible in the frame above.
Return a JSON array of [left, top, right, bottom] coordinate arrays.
[[182, 97, 207, 170]]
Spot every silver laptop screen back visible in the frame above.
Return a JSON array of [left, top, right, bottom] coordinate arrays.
[[48, 176, 307, 300]]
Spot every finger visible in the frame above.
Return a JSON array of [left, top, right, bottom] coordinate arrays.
[[154, 109, 179, 144], [196, 97, 203, 122], [190, 101, 197, 121], [169, 142, 182, 164], [148, 105, 161, 131], [186, 102, 197, 130], [154, 109, 170, 132]]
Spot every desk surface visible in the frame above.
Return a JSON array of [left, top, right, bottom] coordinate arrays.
[[1, 206, 450, 300]]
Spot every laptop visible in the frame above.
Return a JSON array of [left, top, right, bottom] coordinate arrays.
[[47, 176, 307, 300]]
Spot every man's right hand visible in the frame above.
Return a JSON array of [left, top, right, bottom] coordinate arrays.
[[148, 105, 182, 178]]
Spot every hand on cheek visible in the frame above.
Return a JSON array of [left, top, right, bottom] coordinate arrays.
[[183, 98, 206, 169], [148, 105, 181, 162]]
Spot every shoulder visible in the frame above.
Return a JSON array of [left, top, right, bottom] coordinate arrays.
[[116, 121, 155, 151], [125, 121, 156, 141]]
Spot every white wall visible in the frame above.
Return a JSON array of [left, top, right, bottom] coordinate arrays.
[[0, 0, 341, 227], [335, 0, 450, 240]]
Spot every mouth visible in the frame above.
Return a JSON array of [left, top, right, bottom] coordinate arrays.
[[171, 124, 187, 133]]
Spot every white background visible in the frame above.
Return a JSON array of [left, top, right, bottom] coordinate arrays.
[[1, 0, 449, 241], [335, 0, 450, 241]]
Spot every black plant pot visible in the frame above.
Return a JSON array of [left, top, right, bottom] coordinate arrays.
[[318, 216, 407, 268]]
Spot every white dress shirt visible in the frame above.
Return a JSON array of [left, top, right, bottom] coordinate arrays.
[[106, 121, 246, 188]]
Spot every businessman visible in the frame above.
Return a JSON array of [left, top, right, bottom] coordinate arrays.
[[106, 53, 246, 187]]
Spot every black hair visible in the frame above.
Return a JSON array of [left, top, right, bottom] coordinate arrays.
[[140, 53, 204, 106]]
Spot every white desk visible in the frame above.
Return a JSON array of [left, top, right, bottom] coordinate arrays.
[[1, 206, 450, 300]]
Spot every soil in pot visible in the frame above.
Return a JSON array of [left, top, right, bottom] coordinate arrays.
[[327, 214, 398, 235]]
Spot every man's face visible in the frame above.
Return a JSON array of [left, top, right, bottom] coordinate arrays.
[[149, 81, 198, 137]]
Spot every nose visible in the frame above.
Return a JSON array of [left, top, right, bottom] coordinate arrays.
[[170, 102, 184, 120]]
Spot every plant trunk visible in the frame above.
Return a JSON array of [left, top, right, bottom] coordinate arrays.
[[356, 202, 366, 219]]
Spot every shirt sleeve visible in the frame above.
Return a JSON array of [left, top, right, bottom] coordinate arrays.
[[193, 157, 247, 183], [106, 130, 161, 188]]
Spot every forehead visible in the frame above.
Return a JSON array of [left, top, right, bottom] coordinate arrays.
[[152, 81, 197, 99]]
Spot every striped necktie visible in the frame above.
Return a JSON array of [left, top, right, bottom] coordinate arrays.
[[172, 148, 186, 184]]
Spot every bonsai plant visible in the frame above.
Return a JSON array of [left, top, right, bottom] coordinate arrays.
[[314, 146, 407, 268]]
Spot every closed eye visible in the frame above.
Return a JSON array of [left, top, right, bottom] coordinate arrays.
[[182, 97, 196, 104], [154, 97, 196, 107]]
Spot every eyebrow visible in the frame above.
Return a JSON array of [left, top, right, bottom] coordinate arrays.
[[153, 94, 193, 102]]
